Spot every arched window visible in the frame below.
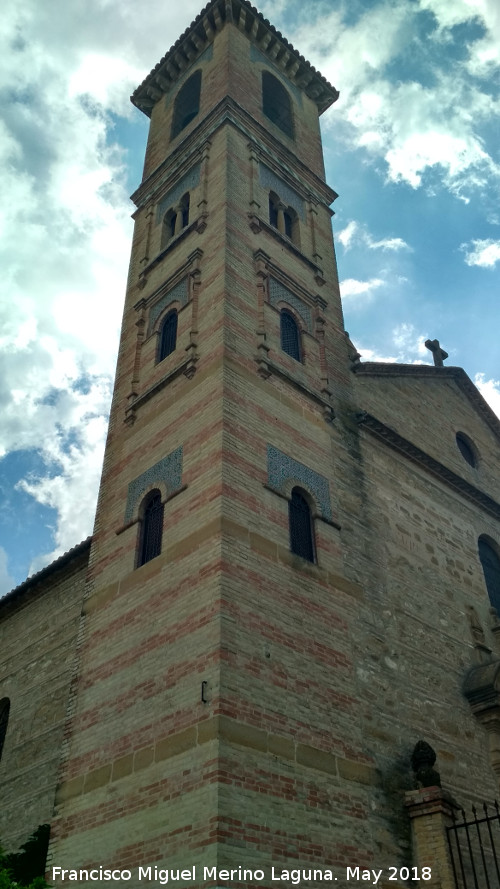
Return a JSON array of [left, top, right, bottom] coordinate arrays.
[[262, 71, 293, 139], [0, 697, 10, 762], [158, 310, 178, 362], [478, 537, 500, 613], [138, 490, 164, 567], [162, 209, 177, 249], [161, 193, 190, 250], [289, 489, 315, 562], [280, 309, 301, 362], [171, 70, 202, 140], [268, 193, 299, 245], [456, 432, 477, 467]]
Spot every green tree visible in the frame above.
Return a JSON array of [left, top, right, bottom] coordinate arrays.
[[0, 825, 50, 888]]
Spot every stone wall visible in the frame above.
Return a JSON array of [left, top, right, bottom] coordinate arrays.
[[0, 544, 89, 851]]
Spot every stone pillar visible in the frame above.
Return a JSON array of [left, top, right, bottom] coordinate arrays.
[[174, 206, 183, 236], [405, 786, 456, 889]]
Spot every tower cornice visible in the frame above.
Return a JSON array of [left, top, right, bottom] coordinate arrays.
[[131, 0, 339, 117]]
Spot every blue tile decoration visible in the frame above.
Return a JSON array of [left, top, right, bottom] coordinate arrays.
[[125, 447, 183, 521], [267, 444, 331, 521], [268, 278, 312, 333], [259, 164, 305, 220], [157, 165, 201, 223], [148, 279, 189, 335]]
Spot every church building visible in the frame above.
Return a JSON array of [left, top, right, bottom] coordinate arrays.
[[1, 1, 500, 887]]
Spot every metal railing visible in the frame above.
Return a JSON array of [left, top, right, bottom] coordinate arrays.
[[447, 802, 500, 888]]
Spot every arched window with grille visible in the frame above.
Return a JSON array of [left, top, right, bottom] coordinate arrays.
[[280, 309, 301, 362], [171, 70, 202, 140], [138, 490, 164, 567], [478, 536, 500, 613], [0, 697, 10, 762], [289, 488, 315, 562], [158, 310, 178, 362], [262, 71, 293, 139]]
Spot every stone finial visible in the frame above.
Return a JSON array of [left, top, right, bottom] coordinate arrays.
[[411, 740, 442, 787], [425, 338, 448, 367]]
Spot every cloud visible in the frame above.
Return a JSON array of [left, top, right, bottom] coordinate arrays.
[[420, 0, 500, 78], [392, 323, 428, 358], [0, 547, 16, 598], [340, 277, 385, 302], [337, 221, 358, 250], [289, 0, 500, 198], [355, 324, 431, 366], [337, 220, 411, 253], [461, 239, 500, 268], [475, 374, 500, 418]]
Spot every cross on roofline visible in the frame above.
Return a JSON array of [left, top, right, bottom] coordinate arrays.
[[425, 338, 448, 367]]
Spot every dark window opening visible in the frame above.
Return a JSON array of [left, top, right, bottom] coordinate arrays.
[[289, 488, 315, 562], [280, 309, 301, 362], [161, 193, 190, 250], [269, 194, 278, 228], [479, 537, 500, 614], [0, 697, 10, 761], [262, 71, 293, 139], [181, 192, 190, 228], [162, 210, 177, 249], [456, 432, 477, 467], [171, 70, 202, 140], [268, 193, 299, 245], [158, 310, 178, 362], [139, 490, 164, 567]]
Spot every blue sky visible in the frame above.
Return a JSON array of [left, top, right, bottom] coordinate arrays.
[[0, 0, 499, 593]]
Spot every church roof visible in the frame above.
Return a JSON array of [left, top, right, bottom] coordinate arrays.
[[354, 362, 500, 442], [0, 536, 91, 611], [131, 0, 339, 117]]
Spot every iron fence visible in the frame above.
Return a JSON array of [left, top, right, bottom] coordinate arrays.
[[447, 802, 500, 888]]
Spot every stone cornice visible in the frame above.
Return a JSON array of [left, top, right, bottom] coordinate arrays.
[[357, 411, 500, 521], [131, 0, 338, 117], [354, 362, 500, 442]]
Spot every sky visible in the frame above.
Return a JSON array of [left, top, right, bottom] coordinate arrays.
[[1, 0, 499, 593]]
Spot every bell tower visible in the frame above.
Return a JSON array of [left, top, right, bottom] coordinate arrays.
[[50, 0, 365, 881]]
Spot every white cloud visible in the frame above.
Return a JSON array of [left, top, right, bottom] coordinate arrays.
[[355, 326, 434, 366], [291, 1, 500, 197], [392, 324, 428, 358], [369, 236, 410, 252], [0, 547, 16, 598], [336, 220, 410, 253], [420, 0, 500, 77], [340, 278, 384, 300], [337, 221, 358, 249], [355, 346, 400, 363], [461, 239, 500, 268], [475, 374, 500, 418]]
